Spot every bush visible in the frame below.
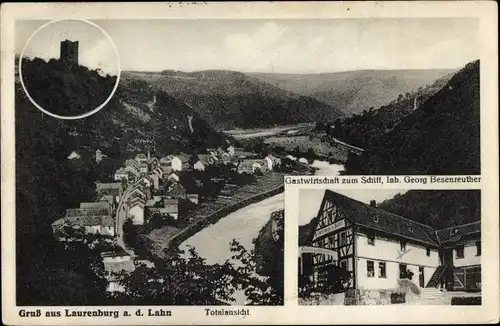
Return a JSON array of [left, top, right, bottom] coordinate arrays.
[[390, 292, 406, 304]]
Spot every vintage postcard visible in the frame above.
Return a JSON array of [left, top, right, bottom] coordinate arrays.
[[1, 1, 498, 325]]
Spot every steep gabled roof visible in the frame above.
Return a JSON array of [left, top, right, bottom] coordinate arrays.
[[322, 190, 440, 246], [436, 221, 481, 245], [80, 201, 110, 210]]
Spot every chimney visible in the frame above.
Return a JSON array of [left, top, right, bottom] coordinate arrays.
[[370, 200, 376, 208]]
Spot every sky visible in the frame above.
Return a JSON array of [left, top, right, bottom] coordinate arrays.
[[16, 20, 119, 76], [16, 18, 479, 74], [298, 189, 408, 226]]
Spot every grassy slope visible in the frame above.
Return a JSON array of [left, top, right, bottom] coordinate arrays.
[[344, 60, 480, 175], [249, 69, 455, 116], [122, 70, 344, 129]]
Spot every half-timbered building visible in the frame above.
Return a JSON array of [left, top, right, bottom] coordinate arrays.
[[299, 190, 481, 295]]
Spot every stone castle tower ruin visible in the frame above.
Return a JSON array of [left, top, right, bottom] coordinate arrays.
[[60, 39, 79, 66]]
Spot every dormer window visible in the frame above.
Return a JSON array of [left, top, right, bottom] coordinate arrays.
[[408, 227, 413, 233], [451, 228, 459, 235], [400, 240, 407, 251], [373, 216, 379, 223]]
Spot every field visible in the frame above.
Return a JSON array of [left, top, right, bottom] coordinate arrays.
[[224, 123, 314, 140], [265, 135, 349, 162]]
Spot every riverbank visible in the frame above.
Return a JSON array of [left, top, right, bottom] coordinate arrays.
[[147, 171, 300, 258]]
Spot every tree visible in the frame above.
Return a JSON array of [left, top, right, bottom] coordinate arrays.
[[122, 218, 138, 247]]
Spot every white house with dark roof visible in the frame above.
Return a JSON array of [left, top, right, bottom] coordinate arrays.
[[299, 190, 481, 298], [135, 153, 148, 164], [101, 250, 135, 292], [129, 197, 146, 225], [52, 208, 115, 238], [114, 168, 128, 181]]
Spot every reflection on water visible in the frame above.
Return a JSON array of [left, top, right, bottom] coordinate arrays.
[[180, 193, 284, 264]]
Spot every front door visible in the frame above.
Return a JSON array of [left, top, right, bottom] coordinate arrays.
[[453, 267, 465, 291], [419, 267, 425, 287]]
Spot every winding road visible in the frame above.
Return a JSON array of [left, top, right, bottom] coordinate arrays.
[[115, 181, 140, 256]]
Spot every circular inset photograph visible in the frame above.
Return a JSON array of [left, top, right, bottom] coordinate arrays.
[[18, 19, 121, 119]]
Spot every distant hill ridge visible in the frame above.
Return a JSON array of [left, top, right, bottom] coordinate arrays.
[[249, 69, 455, 116], [122, 69, 345, 129]]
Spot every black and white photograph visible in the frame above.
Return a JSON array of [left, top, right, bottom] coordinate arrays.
[[3, 3, 493, 320], [298, 189, 482, 306]]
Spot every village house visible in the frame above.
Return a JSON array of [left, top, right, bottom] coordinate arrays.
[[166, 172, 180, 184], [51, 208, 115, 238], [159, 155, 173, 165], [129, 185, 147, 200], [67, 151, 81, 160], [171, 154, 190, 171], [80, 201, 112, 215], [237, 159, 269, 174], [193, 154, 210, 171], [227, 145, 235, 157], [124, 165, 140, 180], [149, 174, 160, 190], [160, 164, 173, 176], [298, 190, 482, 301], [151, 166, 163, 177], [124, 159, 140, 169], [129, 196, 146, 225], [164, 198, 180, 219], [114, 168, 128, 181], [298, 157, 309, 165], [95, 182, 122, 203], [99, 195, 117, 213], [101, 250, 136, 292], [135, 153, 148, 164], [168, 183, 187, 200], [139, 162, 149, 174], [187, 193, 199, 205], [95, 149, 108, 163], [266, 154, 281, 170]]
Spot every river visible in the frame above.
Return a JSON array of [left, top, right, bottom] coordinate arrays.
[[179, 160, 343, 304]]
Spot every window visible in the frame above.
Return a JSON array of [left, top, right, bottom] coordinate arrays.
[[367, 233, 375, 246], [426, 247, 431, 257], [378, 262, 386, 278], [373, 216, 379, 223], [476, 241, 481, 256], [408, 227, 413, 233], [400, 240, 407, 251], [399, 264, 407, 279], [451, 228, 458, 235], [456, 245, 465, 259], [340, 260, 347, 271], [367, 260, 374, 277], [339, 232, 347, 246]]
